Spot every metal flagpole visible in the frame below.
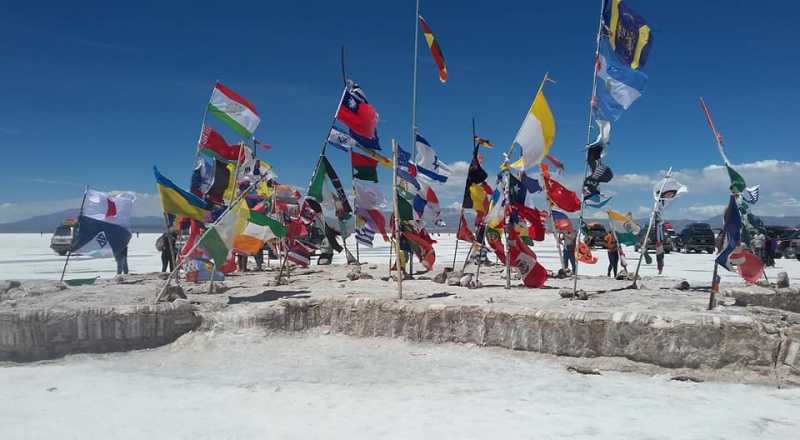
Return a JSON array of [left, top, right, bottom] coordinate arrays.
[[631, 167, 672, 288], [572, 0, 606, 296], [392, 139, 403, 299], [155, 174, 268, 303], [59, 185, 89, 283], [339, 46, 359, 266]]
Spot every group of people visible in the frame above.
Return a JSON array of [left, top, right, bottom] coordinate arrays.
[[558, 228, 631, 279]]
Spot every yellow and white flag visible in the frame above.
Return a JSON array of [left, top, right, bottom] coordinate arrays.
[[511, 88, 555, 170]]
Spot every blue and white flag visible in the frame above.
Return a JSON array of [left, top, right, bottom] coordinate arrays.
[[396, 144, 421, 190], [72, 215, 132, 258], [327, 126, 360, 153], [584, 192, 613, 209], [595, 37, 648, 122], [414, 131, 451, 183], [715, 195, 742, 272], [355, 223, 375, 248], [742, 185, 760, 204]]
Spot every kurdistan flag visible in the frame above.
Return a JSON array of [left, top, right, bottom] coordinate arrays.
[[208, 82, 261, 138], [199, 200, 250, 267], [511, 85, 555, 170], [233, 211, 287, 255], [607, 210, 641, 246]]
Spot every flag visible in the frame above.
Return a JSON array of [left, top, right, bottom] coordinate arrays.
[[351, 150, 379, 182], [82, 190, 135, 228], [191, 151, 216, 197], [508, 173, 541, 205], [418, 15, 447, 83], [357, 208, 388, 240], [198, 126, 244, 163], [154, 167, 211, 221], [508, 232, 548, 288], [205, 160, 236, 205], [551, 210, 573, 232], [716, 195, 742, 272], [456, 214, 476, 242], [733, 249, 765, 284], [71, 215, 132, 258], [462, 154, 489, 209], [485, 227, 506, 264], [336, 81, 378, 140], [576, 241, 598, 264], [355, 222, 376, 248], [415, 131, 450, 183], [545, 154, 565, 173], [403, 229, 437, 271], [233, 211, 287, 255], [207, 82, 261, 138], [513, 87, 556, 170], [602, 0, 653, 70], [307, 157, 352, 217], [546, 178, 581, 212], [396, 186, 416, 222], [726, 164, 747, 194], [607, 210, 640, 245], [198, 200, 250, 267], [327, 127, 392, 166], [468, 182, 493, 218], [742, 185, 760, 204], [653, 176, 687, 210], [354, 180, 387, 210], [595, 37, 648, 121], [413, 184, 440, 220], [484, 181, 507, 229], [584, 192, 613, 209], [396, 144, 420, 190], [287, 240, 314, 268], [473, 135, 493, 148]]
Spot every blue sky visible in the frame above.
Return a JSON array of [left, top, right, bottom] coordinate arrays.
[[1, 0, 798, 222]]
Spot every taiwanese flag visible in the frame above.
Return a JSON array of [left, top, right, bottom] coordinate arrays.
[[419, 15, 447, 83], [336, 83, 378, 140], [351, 150, 378, 182]]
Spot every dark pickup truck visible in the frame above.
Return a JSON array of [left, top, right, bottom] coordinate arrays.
[[675, 223, 716, 254]]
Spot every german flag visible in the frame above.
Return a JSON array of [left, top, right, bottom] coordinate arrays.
[[418, 15, 447, 83]]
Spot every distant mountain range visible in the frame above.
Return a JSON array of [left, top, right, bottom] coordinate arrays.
[[1, 207, 799, 234], [0, 209, 167, 233]]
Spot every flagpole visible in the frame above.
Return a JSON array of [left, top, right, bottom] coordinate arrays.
[[338, 46, 359, 266], [503, 73, 552, 289], [155, 173, 268, 303], [59, 185, 89, 283], [699, 97, 728, 310], [392, 139, 403, 299], [452, 117, 479, 270], [572, 0, 606, 297], [630, 167, 672, 288], [410, 0, 420, 162]]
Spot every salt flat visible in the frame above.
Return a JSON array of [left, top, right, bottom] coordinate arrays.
[[2, 233, 798, 287], [1, 330, 798, 440]]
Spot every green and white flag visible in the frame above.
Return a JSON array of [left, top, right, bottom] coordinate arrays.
[[208, 82, 261, 138], [199, 200, 250, 267], [726, 165, 747, 194]]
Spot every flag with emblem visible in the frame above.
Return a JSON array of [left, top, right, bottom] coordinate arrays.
[[602, 0, 653, 70], [72, 215, 132, 258], [207, 82, 261, 138], [336, 81, 379, 141]]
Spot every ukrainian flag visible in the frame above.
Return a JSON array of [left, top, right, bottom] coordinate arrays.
[[154, 166, 211, 221]]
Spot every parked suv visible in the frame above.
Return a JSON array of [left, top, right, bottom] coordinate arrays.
[[677, 223, 715, 254], [585, 223, 607, 248], [50, 220, 76, 256], [634, 225, 674, 253]]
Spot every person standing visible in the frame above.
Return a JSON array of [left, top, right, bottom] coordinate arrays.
[[157, 231, 176, 272], [115, 246, 129, 275], [562, 229, 577, 273], [604, 231, 619, 278]]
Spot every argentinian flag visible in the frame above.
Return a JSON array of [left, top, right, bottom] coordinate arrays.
[[596, 37, 648, 121]]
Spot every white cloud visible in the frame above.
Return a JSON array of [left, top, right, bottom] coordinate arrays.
[[681, 204, 727, 218]]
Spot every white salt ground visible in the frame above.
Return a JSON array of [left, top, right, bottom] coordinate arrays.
[[2, 233, 799, 286], [1, 330, 798, 440]]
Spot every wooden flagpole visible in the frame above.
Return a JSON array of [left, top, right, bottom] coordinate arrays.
[[392, 139, 403, 299], [630, 167, 672, 288], [572, 0, 607, 297], [59, 185, 89, 283]]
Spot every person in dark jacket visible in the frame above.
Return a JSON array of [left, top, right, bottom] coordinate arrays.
[[157, 231, 177, 272]]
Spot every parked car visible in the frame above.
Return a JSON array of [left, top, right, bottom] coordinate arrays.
[[634, 225, 673, 253], [677, 223, 716, 253], [585, 223, 607, 248], [50, 219, 76, 256]]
